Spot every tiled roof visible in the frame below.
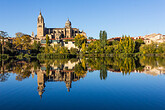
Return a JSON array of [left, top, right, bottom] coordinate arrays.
[[62, 38, 74, 40]]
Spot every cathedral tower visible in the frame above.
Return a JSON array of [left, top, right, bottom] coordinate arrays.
[[65, 18, 72, 38], [37, 11, 45, 38]]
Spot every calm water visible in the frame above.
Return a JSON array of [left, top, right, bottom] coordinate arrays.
[[0, 57, 165, 110]]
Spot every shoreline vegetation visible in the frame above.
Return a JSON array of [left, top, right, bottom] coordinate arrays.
[[0, 30, 164, 61], [0, 56, 165, 81]]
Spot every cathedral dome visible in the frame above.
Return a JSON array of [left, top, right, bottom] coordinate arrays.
[[65, 18, 71, 27]]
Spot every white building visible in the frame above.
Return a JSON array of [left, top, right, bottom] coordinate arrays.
[[142, 33, 165, 44]]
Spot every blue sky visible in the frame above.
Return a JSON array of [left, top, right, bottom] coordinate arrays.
[[0, 0, 165, 39]]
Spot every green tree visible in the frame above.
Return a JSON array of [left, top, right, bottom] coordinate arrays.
[[99, 30, 107, 52], [156, 43, 165, 53], [74, 62, 87, 77], [21, 35, 31, 50], [32, 40, 41, 55], [0, 31, 9, 54], [100, 64, 107, 80], [87, 40, 101, 54], [120, 35, 135, 53], [70, 47, 78, 54], [105, 46, 114, 53], [81, 42, 86, 54], [74, 34, 87, 52], [45, 35, 50, 53], [45, 45, 49, 53], [59, 47, 69, 54], [135, 39, 144, 53], [88, 37, 94, 39], [46, 34, 50, 45], [13, 34, 31, 51], [15, 32, 24, 37], [140, 42, 157, 54]]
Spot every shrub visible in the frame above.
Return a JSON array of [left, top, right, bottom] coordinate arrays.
[[70, 48, 78, 55]]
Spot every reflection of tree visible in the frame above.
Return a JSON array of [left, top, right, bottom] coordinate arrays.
[[115, 57, 135, 75], [31, 60, 41, 71], [140, 56, 165, 68], [84, 58, 108, 80], [100, 64, 107, 80], [140, 56, 157, 68], [0, 73, 10, 82], [14, 63, 32, 81], [0, 60, 10, 82], [0, 59, 40, 81], [74, 61, 87, 77], [86, 57, 144, 76], [1, 56, 164, 84], [46, 62, 50, 76]]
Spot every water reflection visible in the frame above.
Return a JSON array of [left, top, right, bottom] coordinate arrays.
[[37, 60, 87, 97], [0, 57, 165, 97]]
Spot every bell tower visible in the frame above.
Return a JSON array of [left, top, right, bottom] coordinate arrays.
[[37, 11, 45, 38], [65, 18, 72, 38]]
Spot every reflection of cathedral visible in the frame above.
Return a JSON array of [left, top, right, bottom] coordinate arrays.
[[36, 61, 86, 97], [2, 58, 165, 98]]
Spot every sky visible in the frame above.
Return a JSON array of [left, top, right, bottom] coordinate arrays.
[[0, 0, 165, 39]]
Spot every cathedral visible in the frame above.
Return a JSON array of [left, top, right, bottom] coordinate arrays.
[[37, 11, 86, 40]]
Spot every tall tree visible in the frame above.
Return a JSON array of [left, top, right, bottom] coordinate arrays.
[[45, 35, 50, 53], [135, 39, 144, 53], [13, 35, 31, 52], [46, 34, 50, 45], [74, 34, 87, 52], [32, 40, 41, 55], [81, 42, 86, 54], [21, 35, 31, 50], [88, 37, 94, 39], [0, 31, 9, 54], [99, 30, 107, 52], [15, 32, 24, 37]]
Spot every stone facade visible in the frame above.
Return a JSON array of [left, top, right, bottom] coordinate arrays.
[[141, 33, 165, 44], [37, 11, 86, 40]]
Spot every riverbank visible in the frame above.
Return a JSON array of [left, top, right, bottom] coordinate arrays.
[[0, 53, 165, 61]]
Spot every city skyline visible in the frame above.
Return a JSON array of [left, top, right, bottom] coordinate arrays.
[[0, 0, 165, 38]]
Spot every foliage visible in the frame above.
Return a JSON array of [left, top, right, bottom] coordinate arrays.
[[70, 47, 78, 55], [135, 39, 144, 52], [0, 31, 8, 38], [74, 62, 87, 77], [87, 40, 103, 54], [46, 34, 50, 45], [13, 34, 31, 51], [88, 37, 94, 39], [105, 46, 114, 54], [31, 40, 41, 55], [0, 31, 9, 54], [37, 53, 76, 59], [45, 45, 49, 53], [156, 43, 165, 53], [140, 43, 157, 54], [81, 42, 86, 54], [99, 30, 107, 52], [86, 35, 135, 55], [74, 34, 87, 51], [15, 32, 24, 37]]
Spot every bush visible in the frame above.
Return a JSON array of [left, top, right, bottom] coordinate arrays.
[[37, 53, 77, 60], [16, 53, 24, 59], [0, 54, 9, 60], [70, 48, 78, 55]]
